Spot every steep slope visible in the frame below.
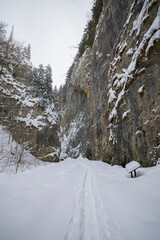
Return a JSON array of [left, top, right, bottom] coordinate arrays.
[[61, 0, 160, 166]]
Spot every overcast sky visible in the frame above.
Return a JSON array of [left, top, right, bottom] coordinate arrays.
[[0, 0, 93, 88]]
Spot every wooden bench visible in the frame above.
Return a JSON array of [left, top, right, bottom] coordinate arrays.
[[125, 161, 141, 178]]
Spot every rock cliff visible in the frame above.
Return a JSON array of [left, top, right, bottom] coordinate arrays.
[[61, 0, 160, 166], [0, 72, 60, 163]]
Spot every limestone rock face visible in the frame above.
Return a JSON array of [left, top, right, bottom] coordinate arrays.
[[62, 0, 160, 166], [60, 49, 95, 159]]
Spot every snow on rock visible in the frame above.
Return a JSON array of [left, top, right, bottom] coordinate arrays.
[[0, 72, 59, 130], [126, 48, 134, 56], [0, 73, 36, 109], [0, 157, 159, 240], [123, 1, 135, 28], [60, 112, 84, 159], [135, 130, 143, 136], [108, 3, 160, 123], [117, 41, 127, 54], [96, 51, 103, 58], [145, 29, 160, 55], [122, 110, 130, 120], [130, 0, 158, 37], [108, 128, 117, 145], [44, 103, 59, 125], [108, 88, 117, 104], [138, 85, 145, 93], [17, 114, 47, 130]]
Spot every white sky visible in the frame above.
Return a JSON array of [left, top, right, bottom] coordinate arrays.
[[0, 0, 93, 88]]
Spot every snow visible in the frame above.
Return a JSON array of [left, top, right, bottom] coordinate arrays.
[[108, 88, 117, 104], [0, 157, 160, 240], [44, 103, 59, 125], [17, 114, 47, 130], [0, 73, 36, 109], [135, 130, 143, 135], [96, 51, 103, 58], [146, 29, 160, 55], [122, 110, 130, 120], [0, 72, 59, 130], [60, 112, 84, 159], [108, 128, 117, 145], [126, 48, 134, 56], [125, 160, 141, 173], [118, 41, 127, 54], [123, 1, 135, 28], [130, 0, 158, 37], [108, 108, 117, 121], [138, 85, 145, 93]]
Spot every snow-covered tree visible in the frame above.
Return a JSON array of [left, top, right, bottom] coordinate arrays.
[[29, 64, 53, 104], [45, 64, 53, 97], [26, 44, 31, 61], [0, 23, 32, 79], [0, 24, 15, 75], [24, 44, 31, 61]]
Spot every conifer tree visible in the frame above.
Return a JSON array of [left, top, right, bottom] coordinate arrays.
[[45, 64, 53, 97], [0, 22, 7, 75], [30, 67, 38, 96], [0, 24, 15, 75], [26, 44, 31, 61], [37, 64, 45, 98]]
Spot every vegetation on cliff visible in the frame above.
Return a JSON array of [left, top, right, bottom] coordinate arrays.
[[78, 0, 103, 58], [0, 22, 54, 106]]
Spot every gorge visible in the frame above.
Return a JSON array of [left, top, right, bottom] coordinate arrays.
[[0, 0, 160, 171]]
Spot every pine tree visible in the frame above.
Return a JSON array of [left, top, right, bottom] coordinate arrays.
[[0, 24, 15, 75], [26, 44, 31, 61], [53, 85, 58, 96], [30, 67, 38, 96], [45, 64, 53, 97], [0, 22, 7, 75], [0, 22, 7, 42], [37, 64, 45, 98], [8, 26, 14, 43]]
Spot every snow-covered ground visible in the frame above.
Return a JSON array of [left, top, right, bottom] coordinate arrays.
[[0, 157, 160, 240]]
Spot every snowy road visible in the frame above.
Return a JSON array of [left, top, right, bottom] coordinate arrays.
[[0, 157, 160, 240]]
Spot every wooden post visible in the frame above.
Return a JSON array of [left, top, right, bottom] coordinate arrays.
[[131, 171, 133, 178], [134, 169, 136, 177]]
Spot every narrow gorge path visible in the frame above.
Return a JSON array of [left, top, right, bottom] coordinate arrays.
[[65, 161, 123, 240]]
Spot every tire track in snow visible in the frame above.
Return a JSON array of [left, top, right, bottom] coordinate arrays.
[[65, 167, 100, 240], [65, 163, 124, 240], [91, 169, 124, 240]]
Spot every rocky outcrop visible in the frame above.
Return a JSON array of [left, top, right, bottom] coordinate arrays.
[[0, 73, 60, 162], [61, 0, 160, 166]]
